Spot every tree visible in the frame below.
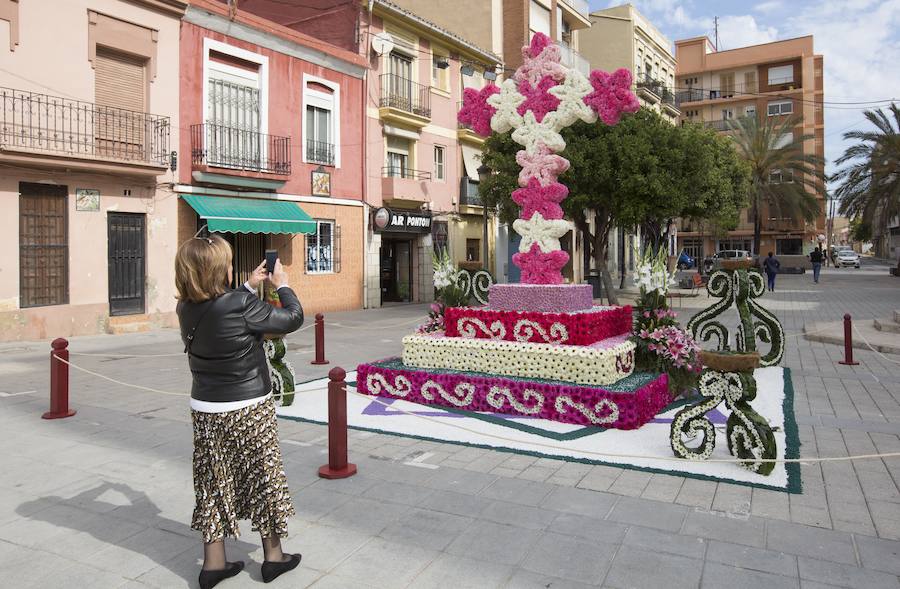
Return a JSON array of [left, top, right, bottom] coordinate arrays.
[[480, 109, 750, 303], [832, 104, 900, 261], [726, 114, 824, 256], [848, 217, 872, 244]]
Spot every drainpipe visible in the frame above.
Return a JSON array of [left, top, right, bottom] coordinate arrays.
[[360, 7, 370, 309]]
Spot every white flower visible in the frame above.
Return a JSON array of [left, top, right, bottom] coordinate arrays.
[[547, 69, 597, 128], [513, 212, 572, 254], [511, 111, 566, 154], [487, 78, 525, 133]]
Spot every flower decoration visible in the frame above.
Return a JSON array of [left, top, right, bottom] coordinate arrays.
[[511, 110, 566, 154], [511, 179, 569, 220], [583, 68, 641, 126], [487, 78, 525, 133], [517, 77, 560, 123], [639, 325, 702, 372], [357, 359, 670, 430], [547, 69, 597, 128], [444, 305, 633, 345], [432, 248, 456, 290], [458, 84, 500, 137], [516, 146, 570, 187], [512, 243, 569, 285], [512, 211, 572, 254], [401, 333, 636, 386], [632, 246, 676, 295], [488, 283, 594, 312], [514, 33, 568, 86]]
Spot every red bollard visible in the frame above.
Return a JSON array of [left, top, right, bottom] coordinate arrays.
[[310, 313, 329, 366], [318, 367, 357, 479], [838, 313, 860, 366], [43, 338, 76, 420]]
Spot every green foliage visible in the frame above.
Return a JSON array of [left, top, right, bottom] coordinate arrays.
[[725, 114, 825, 254], [849, 218, 873, 242], [833, 104, 900, 243]]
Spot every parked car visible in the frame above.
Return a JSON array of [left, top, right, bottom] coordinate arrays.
[[834, 249, 861, 268], [704, 249, 753, 272], [677, 250, 696, 270]]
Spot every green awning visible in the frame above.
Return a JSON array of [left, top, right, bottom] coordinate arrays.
[[181, 194, 316, 234]]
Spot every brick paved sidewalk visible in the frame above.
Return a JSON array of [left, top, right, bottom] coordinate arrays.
[[1, 270, 898, 588]]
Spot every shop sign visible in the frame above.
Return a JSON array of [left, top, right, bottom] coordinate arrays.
[[373, 207, 432, 233]]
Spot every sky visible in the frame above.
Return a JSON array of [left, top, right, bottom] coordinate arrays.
[[589, 0, 900, 182]]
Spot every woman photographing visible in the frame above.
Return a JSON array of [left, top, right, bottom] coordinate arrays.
[[175, 235, 304, 588]]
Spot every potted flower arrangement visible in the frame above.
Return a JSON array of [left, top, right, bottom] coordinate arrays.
[[632, 247, 703, 396], [417, 249, 470, 334], [262, 285, 297, 406]]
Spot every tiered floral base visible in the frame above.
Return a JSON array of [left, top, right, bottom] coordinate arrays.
[[357, 284, 670, 430]]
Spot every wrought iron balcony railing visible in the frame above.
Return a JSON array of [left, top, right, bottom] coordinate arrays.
[[380, 74, 431, 119], [191, 123, 291, 175], [382, 165, 432, 180], [306, 139, 334, 166], [0, 87, 170, 166], [459, 176, 482, 206], [702, 119, 732, 131]]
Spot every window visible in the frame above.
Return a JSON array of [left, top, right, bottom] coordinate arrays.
[[303, 75, 340, 166], [19, 182, 68, 308], [776, 238, 802, 255], [434, 145, 445, 181], [529, 1, 551, 37], [744, 71, 758, 94], [719, 72, 735, 97], [722, 108, 734, 119], [744, 105, 757, 118], [718, 239, 752, 253], [386, 136, 411, 177], [431, 48, 449, 91], [767, 100, 793, 116], [769, 169, 794, 183], [767, 64, 793, 86], [466, 238, 481, 262], [95, 48, 147, 159], [306, 220, 341, 274]]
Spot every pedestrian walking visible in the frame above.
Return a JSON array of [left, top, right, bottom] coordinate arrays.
[[810, 246, 824, 284], [762, 251, 780, 292], [175, 235, 304, 589]]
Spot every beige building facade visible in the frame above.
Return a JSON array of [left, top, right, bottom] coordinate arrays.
[[675, 36, 826, 261], [0, 0, 185, 341]]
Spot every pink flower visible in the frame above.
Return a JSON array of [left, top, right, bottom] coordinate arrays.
[[512, 243, 569, 284], [643, 311, 651, 318], [516, 147, 570, 187], [458, 85, 500, 137], [512, 178, 569, 220], [517, 77, 560, 123], [514, 34, 568, 86], [583, 68, 640, 126]]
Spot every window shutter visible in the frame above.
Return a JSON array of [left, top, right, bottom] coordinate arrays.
[[95, 49, 146, 112], [334, 224, 342, 273]]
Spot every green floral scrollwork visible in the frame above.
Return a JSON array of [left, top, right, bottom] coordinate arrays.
[[670, 370, 726, 460], [264, 338, 297, 407], [686, 270, 734, 351]]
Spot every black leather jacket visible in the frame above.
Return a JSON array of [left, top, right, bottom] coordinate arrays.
[[177, 287, 303, 403]]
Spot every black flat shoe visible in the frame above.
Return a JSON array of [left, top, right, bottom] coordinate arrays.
[[261, 553, 302, 583], [199, 561, 244, 589]]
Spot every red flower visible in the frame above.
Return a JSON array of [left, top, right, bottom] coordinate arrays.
[[458, 85, 500, 137]]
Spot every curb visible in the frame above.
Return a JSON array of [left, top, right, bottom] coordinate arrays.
[[804, 323, 900, 356]]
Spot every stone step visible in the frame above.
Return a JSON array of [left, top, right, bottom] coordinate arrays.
[[874, 318, 900, 334], [107, 314, 151, 335]]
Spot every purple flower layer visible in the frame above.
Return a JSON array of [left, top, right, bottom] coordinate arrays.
[[356, 361, 670, 430], [488, 283, 594, 312]]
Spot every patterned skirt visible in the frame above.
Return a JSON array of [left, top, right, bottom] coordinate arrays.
[[191, 397, 295, 543]]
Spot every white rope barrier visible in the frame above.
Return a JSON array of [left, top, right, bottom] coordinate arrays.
[[52, 355, 900, 466], [853, 325, 900, 366]]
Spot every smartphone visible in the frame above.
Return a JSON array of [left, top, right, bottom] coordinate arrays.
[[265, 249, 278, 275]]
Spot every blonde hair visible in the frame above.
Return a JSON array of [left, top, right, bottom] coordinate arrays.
[[175, 235, 233, 303]]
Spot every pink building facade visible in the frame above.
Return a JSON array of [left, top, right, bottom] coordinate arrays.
[[177, 0, 370, 314]]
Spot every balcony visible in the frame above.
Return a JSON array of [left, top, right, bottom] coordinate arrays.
[[306, 139, 335, 166], [635, 71, 663, 103], [459, 176, 482, 207], [0, 87, 170, 175], [558, 0, 590, 20], [381, 166, 432, 203], [701, 119, 733, 132], [191, 123, 291, 176], [661, 88, 680, 116], [379, 74, 431, 128], [558, 44, 591, 77]]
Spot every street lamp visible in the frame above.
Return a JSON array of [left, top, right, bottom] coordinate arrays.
[[477, 163, 491, 271]]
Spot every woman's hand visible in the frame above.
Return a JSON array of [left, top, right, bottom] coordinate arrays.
[[270, 259, 289, 288], [247, 260, 268, 290]]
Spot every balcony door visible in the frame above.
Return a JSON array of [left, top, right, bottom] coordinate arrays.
[[94, 48, 147, 161], [388, 52, 413, 111], [207, 54, 262, 170]]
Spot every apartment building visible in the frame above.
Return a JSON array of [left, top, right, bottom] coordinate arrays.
[[0, 0, 184, 341], [582, 4, 679, 123], [675, 36, 826, 260], [177, 0, 369, 314], [219, 0, 502, 306]]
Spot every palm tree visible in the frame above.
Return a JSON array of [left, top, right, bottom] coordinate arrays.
[[727, 115, 824, 257], [832, 104, 900, 260]]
